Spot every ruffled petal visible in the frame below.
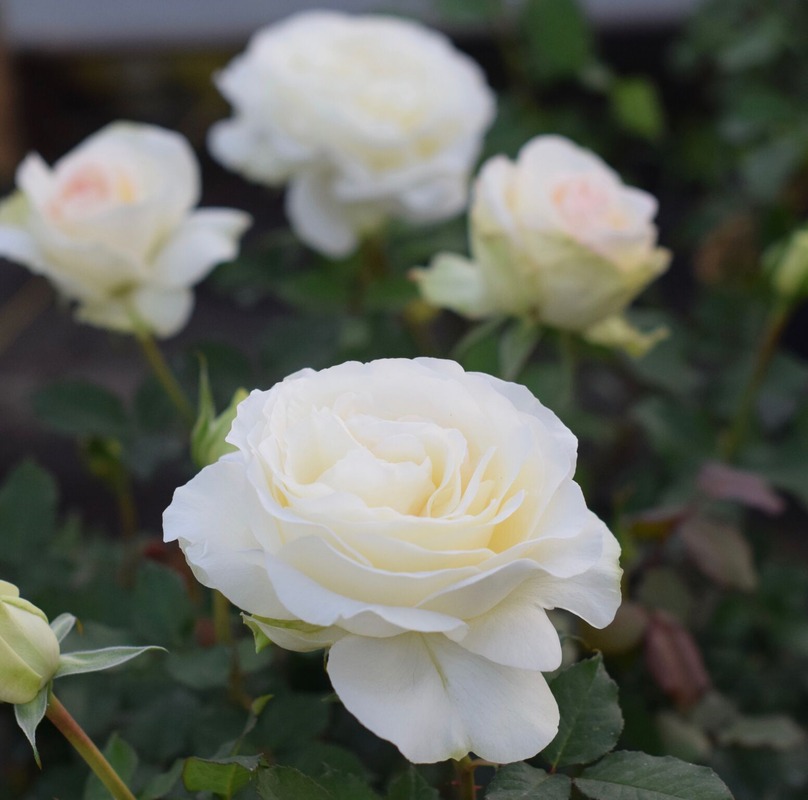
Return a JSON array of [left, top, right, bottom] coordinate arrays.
[[531, 530, 623, 629]]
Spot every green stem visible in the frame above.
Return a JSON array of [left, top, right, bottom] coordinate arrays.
[[558, 331, 577, 411], [46, 693, 137, 800], [350, 233, 390, 314], [453, 757, 477, 800], [135, 330, 195, 427], [212, 589, 233, 646], [719, 302, 792, 462]]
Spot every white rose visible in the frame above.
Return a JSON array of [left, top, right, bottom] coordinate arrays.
[[0, 122, 251, 338], [208, 11, 495, 258], [164, 358, 621, 763], [413, 135, 670, 355]]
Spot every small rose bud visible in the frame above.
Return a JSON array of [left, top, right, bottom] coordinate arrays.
[[0, 581, 60, 705], [191, 387, 249, 468], [766, 227, 808, 301]]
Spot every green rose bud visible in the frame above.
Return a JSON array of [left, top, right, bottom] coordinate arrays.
[[192, 386, 249, 469], [766, 227, 808, 302], [0, 581, 60, 705]]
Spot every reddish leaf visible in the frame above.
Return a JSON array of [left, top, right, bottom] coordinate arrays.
[[697, 461, 785, 515], [645, 610, 711, 709], [679, 516, 758, 591]]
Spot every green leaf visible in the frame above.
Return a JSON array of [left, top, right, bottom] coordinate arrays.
[[132, 561, 194, 645], [139, 759, 184, 800], [575, 752, 734, 800], [487, 762, 572, 799], [318, 770, 382, 800], [84, 734, 138, 800], [0, 460, 58, 565], [386, 768, 439, 800], [718, 714, 806, 750], [257, 765, 335, 800], [499, 319, 541, 381], [165, 646, 232, 690], [610, 77, 665, 141], [183, 755, 264, 797], [541, 654, 623, 768], [524, 0, 593, 82], [14, 686, 49, 767], [55, 645, 164, 678], [33, 380, 129, 440]]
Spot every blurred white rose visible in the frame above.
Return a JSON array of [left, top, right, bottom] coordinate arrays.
[[0, 122, 251, 338], [413, 135, 670, 355], [209, 11, 495, 258], [164, 357, 621, 763]]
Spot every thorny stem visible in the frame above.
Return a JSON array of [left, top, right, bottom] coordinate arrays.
[[46, 693, 137, 800], [135, 329, 195, 427], [719, 302, 792, 462]]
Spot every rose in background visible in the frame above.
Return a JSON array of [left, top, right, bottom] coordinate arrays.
[[0, 122, 251, 338], [164, 357, 621, 764], [0, 581, 60, 706], [209, 11, 495, 259], [413, 135, 670, 356]]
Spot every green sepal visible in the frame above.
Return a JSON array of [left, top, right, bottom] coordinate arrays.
[[55, 645, 165, 678], [14, 684, 49, 767], [49, 613, 77, 643]]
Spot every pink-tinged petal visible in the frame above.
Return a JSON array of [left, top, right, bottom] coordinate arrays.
[[327, 633, 559, 763], [163, 458, 291, 619], [153, 208, 252, 288]]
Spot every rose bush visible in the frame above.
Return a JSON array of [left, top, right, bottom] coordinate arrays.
[[413, 135, 670, 355], [164, 357, 622, 763], [208, 11, 495, 258], [0, 122, 251, 338], [0, 581, 60, 705]]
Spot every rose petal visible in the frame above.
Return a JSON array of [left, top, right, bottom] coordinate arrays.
[[163, 458, 291, 618], [153, 208, 252, 288], [327, 632, 559, 763]]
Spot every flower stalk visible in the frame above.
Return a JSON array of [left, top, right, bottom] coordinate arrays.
[[453, 757, 478, 800], [719, 301, 792, 462], [135, 329, 195, 427], [46, 692, 137, 800]]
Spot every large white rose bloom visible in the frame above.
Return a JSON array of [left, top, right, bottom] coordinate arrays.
[[413, 135, 670, 356], [0, 122, 251, 338], [208, 11, 495, 258], [164, 358, 621, 763]]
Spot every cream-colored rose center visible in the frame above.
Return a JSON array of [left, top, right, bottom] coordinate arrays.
[[274, 406, 499, 520]]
